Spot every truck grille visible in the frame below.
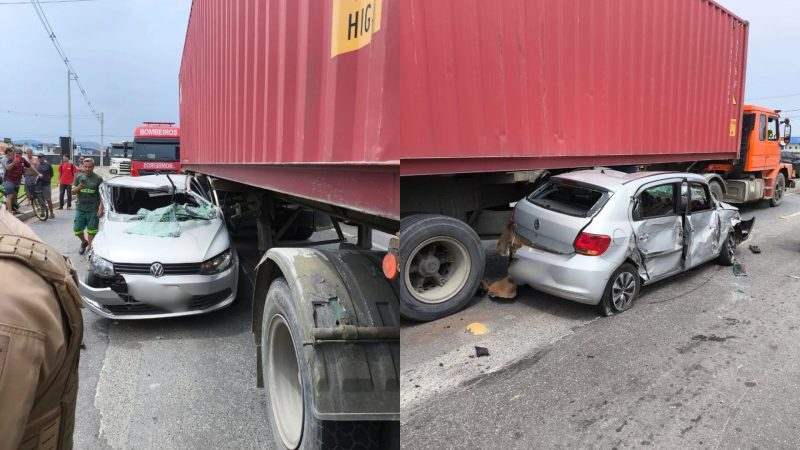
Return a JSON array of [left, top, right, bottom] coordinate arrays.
[[119, 162, 131, 175], [113, 262, 202, 275]]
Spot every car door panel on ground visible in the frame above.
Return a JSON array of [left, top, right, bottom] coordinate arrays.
[[631, 181, 683, 282]]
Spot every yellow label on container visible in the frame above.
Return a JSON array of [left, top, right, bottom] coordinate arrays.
[[331, 0, 382, 58], [730, 119, 737, 137]]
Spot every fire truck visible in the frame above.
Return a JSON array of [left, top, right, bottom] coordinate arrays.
[[131, 122, 181, 176]]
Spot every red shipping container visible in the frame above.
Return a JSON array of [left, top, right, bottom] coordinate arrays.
[[180, 0, 399, 220], [400, 0, 748, 176]]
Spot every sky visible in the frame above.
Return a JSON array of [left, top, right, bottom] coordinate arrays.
[[0, 0, 191, 145], [0, 0, 798, 145]]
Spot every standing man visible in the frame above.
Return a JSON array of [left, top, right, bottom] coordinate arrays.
[[4, 149, 38, 214], [58, 154, 78, 209], [22, 148, 43, 207], [71, 158, 103, 254], [0, 207, 83, 449], [37, 153, 56, 218]]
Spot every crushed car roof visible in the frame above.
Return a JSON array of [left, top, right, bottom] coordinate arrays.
[[104, 174, 189, 190], [554, 170, 707, 191]]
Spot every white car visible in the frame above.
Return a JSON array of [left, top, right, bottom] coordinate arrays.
[[79, 175, 238, 319]]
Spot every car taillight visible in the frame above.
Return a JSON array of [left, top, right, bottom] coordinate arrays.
[[574, 232, 611, 256]]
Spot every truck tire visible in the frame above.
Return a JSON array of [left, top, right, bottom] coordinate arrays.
[[261, 277, 384, 449], [400, 214, 485, 321], [770, 173, 786, 207]]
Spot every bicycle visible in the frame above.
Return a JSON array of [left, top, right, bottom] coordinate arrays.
[[0, 180, 49, 221]]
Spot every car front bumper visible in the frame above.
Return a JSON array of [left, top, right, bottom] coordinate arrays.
[[509, 246, 617, 305], [79, 264, 238, 319]]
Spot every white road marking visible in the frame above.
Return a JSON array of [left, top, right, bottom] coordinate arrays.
[[779, 211, 800, 219]]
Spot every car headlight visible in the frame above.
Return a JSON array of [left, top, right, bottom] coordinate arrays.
[[90, 254, 115, 278], [200, 249, 233, 275]]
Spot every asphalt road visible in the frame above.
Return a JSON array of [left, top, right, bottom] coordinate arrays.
[[24, 208, 389, 449], [401, 189, 800, 449]]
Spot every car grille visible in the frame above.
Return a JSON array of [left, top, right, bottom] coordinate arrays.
[[113, 262, 202, 275], [104, 289, 233, 316]]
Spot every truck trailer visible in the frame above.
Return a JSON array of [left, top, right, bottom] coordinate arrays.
[[398, 0, 793, 321], [180, 0, 399, 448]]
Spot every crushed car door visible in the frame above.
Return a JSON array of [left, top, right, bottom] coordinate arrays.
[[683, 182, 720, 268], [631, 182, 683, 281]]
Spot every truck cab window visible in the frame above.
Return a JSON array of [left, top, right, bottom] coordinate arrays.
[[767, 116, 779, 141], [759, 114, 767, 141]]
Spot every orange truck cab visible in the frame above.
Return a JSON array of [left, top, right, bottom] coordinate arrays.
[[707, 104, 794, 206], [131, 122, 181, 176]]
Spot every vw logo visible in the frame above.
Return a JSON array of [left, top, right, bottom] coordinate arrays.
[[533, 219, 540, 230], [150, 262, 165, 278]]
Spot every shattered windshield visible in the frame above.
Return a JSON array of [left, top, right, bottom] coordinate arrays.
[[102, 183, 217, 237]]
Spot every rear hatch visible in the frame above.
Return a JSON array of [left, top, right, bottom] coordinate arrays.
[[514, 179, 611, 254]]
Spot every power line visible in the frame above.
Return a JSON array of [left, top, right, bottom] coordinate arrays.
[[746, 93, 800, 102], [0, 0, 94, 4], [0, 108, 95, 118], [29, 0, 100, 121]]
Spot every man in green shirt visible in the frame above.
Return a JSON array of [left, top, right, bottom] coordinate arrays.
[[71, 158, 104, 255]]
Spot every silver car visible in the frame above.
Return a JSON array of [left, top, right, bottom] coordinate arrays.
[[508, 170, 754, 315], [79, 175, 238, 319]]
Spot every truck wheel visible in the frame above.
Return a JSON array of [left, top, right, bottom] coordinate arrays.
[[709, 181, 724, 203], [770, 173, 786, 207], [261, 277, 383, 449], [400, 215, 485, 321], [717, 232, 736, 266]]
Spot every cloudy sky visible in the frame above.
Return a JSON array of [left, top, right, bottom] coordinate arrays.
[[0, 0, 191, 144], [0, 0, 798, 145]]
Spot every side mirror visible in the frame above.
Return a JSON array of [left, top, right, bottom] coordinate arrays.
[[783, 120, 792, 145]]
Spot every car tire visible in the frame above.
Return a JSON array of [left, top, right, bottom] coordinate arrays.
[[261, 277, 385, 449], [717, 232, 736, 266], [770, 173, 786, 207], [598, 263, 640, 316], [400, 214, 485, 322]]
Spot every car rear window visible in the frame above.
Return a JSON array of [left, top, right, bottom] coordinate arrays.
[[527, 180, 609, 218]]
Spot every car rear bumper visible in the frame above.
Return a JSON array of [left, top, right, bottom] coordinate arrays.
[[79, 265, 238, 319], [509, 246, 617, 305]]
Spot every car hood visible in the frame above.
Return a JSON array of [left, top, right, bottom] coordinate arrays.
[[92, 217, 230, 264]]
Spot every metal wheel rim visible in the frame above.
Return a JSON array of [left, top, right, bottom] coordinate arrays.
[[404, 236, 471, 304], [611, 272, 636, 310], [267, 314, 303, 449], [775, 177, 785, 202], [727, 234, 736, 261]]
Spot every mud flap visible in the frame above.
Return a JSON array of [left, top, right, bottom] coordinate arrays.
[[734, 217, 755, 243]]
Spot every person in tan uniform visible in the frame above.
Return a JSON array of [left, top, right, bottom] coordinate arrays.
[[0, 208, 83, 450]]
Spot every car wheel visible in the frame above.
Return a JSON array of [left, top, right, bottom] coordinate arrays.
[[717, 232, 736, 266], [399, 214, 485, 321], [770, 173, 786, 207], [261, 277, 384, 449], [599, 264, 640, 316]]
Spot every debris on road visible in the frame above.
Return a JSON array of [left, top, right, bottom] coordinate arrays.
[[787, 275, 800, 280], [467, 322, 488, 336], [723, 317, 740, 326], [733, 261, 747, 276], [748, 245, 761, 254], [482, 276, 518, 299], [475, 346, 490, 357]]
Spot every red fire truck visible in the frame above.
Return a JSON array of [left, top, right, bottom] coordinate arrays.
[[131, 122, 181, 176]]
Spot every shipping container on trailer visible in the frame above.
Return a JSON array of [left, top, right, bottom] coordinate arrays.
[[397, 0, 794, 323], [400, 0, 747, 176], [180, 1, 399, 449]]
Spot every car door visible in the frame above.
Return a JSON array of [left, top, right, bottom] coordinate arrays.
[[630, 181, 684, 282], [684, 181, 720, 268]]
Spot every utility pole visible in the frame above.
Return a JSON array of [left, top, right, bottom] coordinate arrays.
[[67, 70, 73, 159], [99, 112, 104, 166]]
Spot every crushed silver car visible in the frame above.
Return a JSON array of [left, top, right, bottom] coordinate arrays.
[[79, 174, 238, 319], [505, 170, 754, 315]]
